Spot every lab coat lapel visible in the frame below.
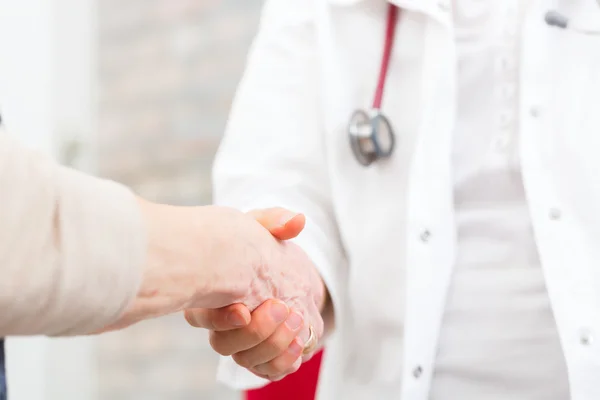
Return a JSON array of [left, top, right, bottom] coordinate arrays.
[[326, 0, 451, 24], [327, 0, 442, 9]]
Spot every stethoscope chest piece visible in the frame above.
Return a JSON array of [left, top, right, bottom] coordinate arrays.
[[348, 109, 395, 167]]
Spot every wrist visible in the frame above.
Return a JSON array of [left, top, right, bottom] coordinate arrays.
[[123, 198, 200, 323], [137, 203, 254, 311]]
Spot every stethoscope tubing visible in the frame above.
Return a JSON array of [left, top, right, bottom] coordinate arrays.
[[372, 4, 400, 110]]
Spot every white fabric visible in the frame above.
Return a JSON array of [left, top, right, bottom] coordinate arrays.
[[0, 128, 145, 336], [213, 0, 600, 399], [431, 1, 569, 399]]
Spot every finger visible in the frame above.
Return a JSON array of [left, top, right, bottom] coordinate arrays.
[[251, 337, 304, 378], [184, 304, 251, 331], [210, 300, 289, 356], [299, 301, 325, 362], [232, 310, 304, 368], [268, 357, 303, 382], [248, 371, 271, 381], [247, 208, 306, 240]]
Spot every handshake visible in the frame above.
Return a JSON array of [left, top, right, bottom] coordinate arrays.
[[105, 202, 329, 382]]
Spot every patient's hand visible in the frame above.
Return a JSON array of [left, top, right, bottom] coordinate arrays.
[[185, 207, 325, 381]]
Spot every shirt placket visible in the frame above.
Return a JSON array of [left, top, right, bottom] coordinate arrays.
[[490, 1, 520, 161]]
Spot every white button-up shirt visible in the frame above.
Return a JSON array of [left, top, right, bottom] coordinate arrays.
[[212, 0, 600, 399], [431, 0, 569, 398]]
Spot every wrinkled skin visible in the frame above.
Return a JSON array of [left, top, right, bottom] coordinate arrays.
[[186, 207, 327, 381], [195, 207, 325, 321]]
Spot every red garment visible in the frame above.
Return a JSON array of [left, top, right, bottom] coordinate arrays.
[[245, 350, 323, 400]]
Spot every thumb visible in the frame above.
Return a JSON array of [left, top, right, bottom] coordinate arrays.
[[247, 207, 306, 240], [185, 303, 251, 331]]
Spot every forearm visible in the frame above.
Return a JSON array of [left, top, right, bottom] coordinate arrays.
[[109, 199, 210, 330], [0, 134, 145, 336]]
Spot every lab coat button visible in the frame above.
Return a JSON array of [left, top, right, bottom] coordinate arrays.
[[493, 134, 510, 151], [549, 208, 562, 220], [499, 111, 512, 129], [437, 1, 450, 12], [412, 366, 423, 378], [529, 106, 541, 118], [419, 230, 431, 242], [580, 329, 593, 346]]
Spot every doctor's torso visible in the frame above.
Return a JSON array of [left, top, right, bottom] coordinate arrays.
[[433, 0, 568, 398], [214, 0, 600, 398], [314, 0, 600, 399]]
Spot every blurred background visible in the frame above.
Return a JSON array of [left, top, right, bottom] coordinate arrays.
[[0, 0, 265, 398]]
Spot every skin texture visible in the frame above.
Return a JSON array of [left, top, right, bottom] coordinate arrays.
[[185, 209, 331, 381], [101, 201, 326, 373]]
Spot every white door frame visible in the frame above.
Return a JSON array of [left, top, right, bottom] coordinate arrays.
[[0, 0, 98, 399]]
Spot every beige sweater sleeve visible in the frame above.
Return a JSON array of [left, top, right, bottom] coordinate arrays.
[[0, 130, 146, 336]]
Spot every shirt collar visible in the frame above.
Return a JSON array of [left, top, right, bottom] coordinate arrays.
[[326, 0, 451, 20]]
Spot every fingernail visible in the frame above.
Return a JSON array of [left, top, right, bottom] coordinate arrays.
[[290, 356, 302, 372], [299, 327, 311, 343], [226, 310, 248, 327], [285, 312, 304, 331], [279, 212, 298, 227], [270, 302, 289, 323], [288, 338, 303, 356]]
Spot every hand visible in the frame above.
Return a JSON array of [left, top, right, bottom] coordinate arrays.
[[185, 208, 327, 381], [103, 202, 324, 338], [189, 300, 310, 381]]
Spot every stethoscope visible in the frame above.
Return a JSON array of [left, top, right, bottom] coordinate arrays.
[[348, 4, 399, 167], [348, 2, 600, 167]]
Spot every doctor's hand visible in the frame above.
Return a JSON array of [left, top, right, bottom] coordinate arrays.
[[185, 208, 327, 381]]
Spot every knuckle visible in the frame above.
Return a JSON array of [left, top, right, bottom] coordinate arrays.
[[290, 361, 302, 374], [268, 356, 295, 375], [209, 332, 231, 356], [307, 311, 324, 338], [246, 324, 271, 344], [252, 360, 279, 377], [185, 310, 215, 330], [264, 334, 291, 355], [250, 367, 272, 381], [183, 311, 199, 327], [314, 318, 324, 338], [250, 369, 270, 381], [283, 361, 302, 377], [232, 352, 254, 369], [301, 353, 314, 363]]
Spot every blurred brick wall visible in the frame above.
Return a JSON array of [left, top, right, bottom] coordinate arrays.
[[95, 0, 264, 399], [97, 0, 263, 205]]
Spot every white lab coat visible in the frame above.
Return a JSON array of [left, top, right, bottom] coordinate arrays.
[[212, 0, 600, 398]]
